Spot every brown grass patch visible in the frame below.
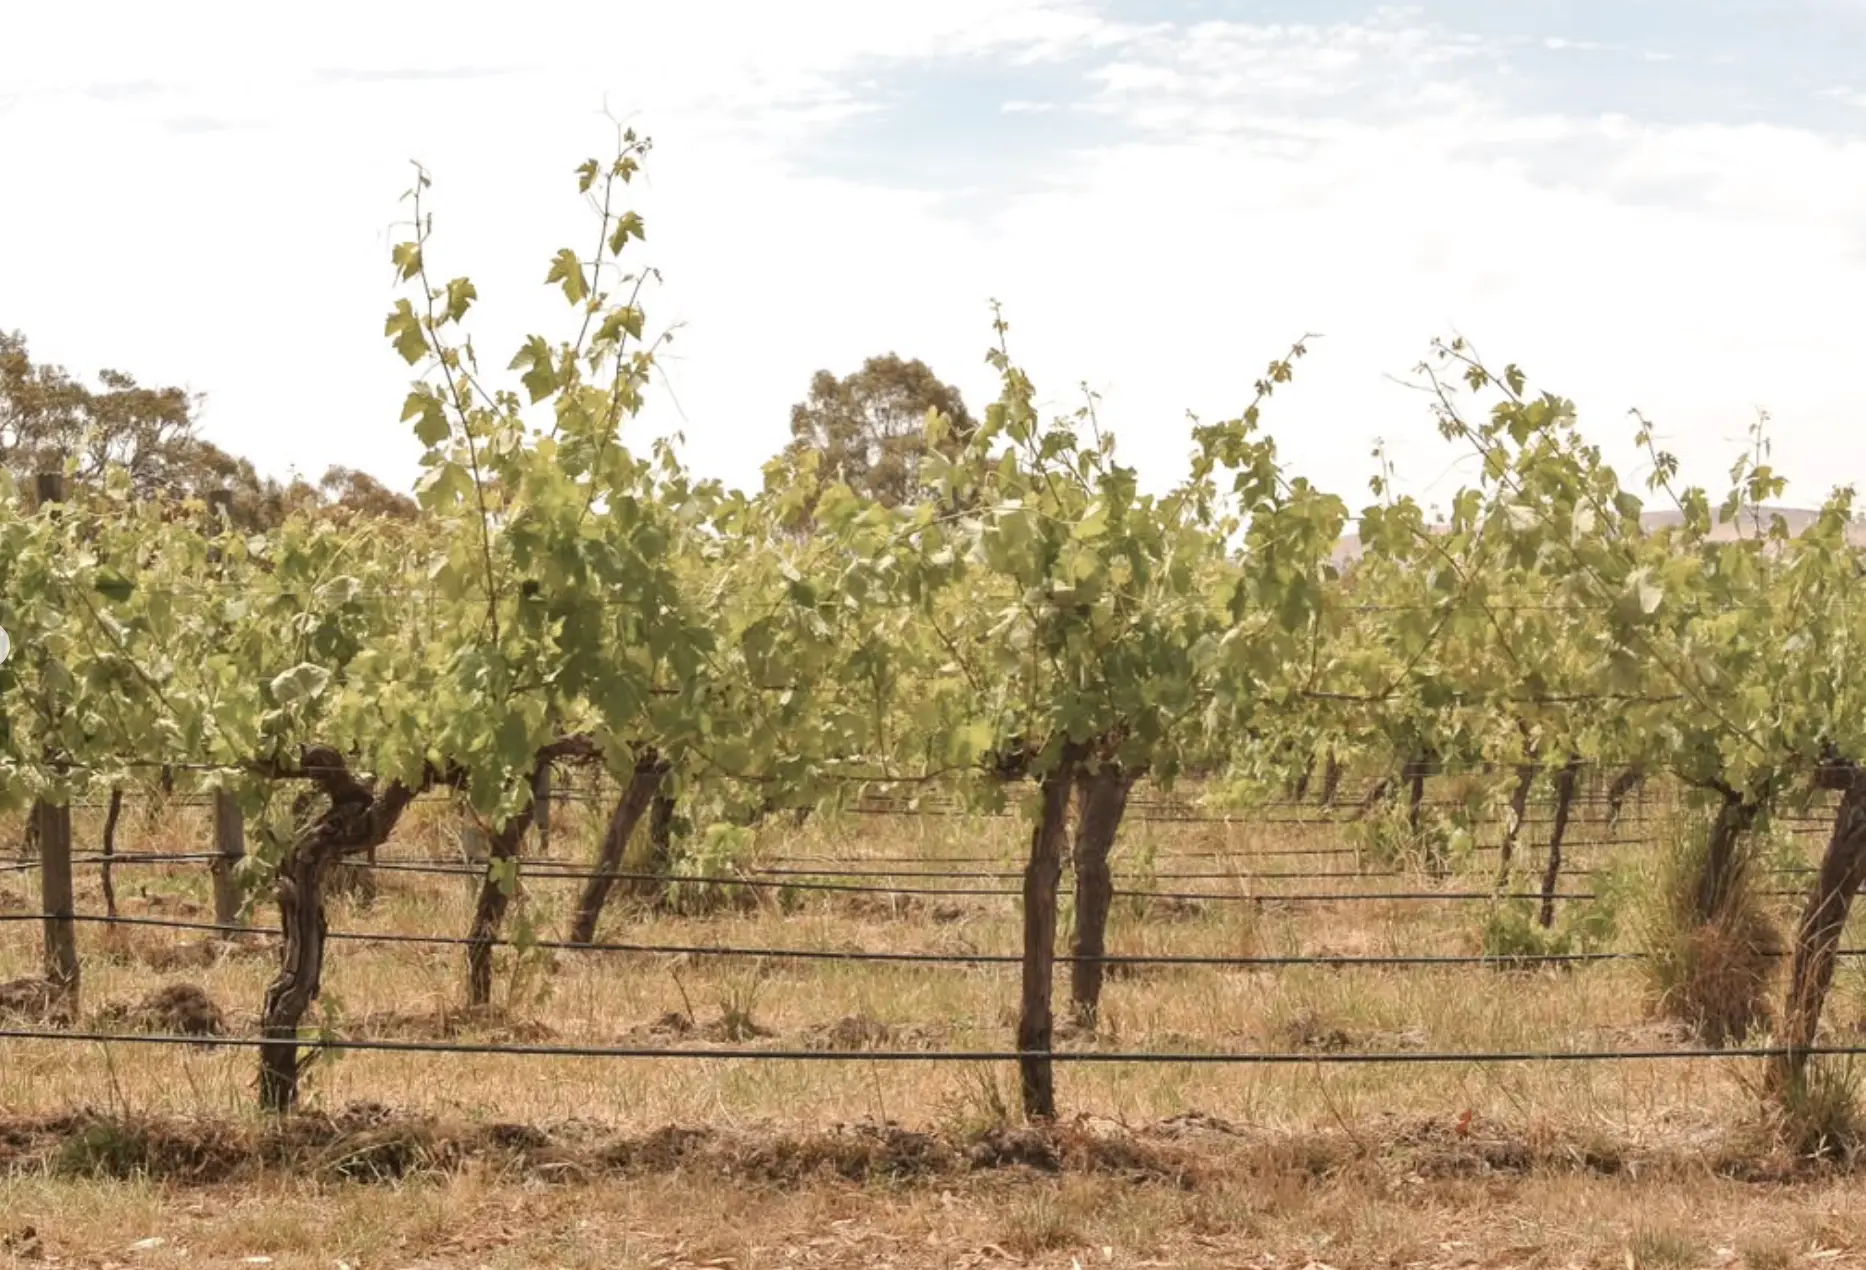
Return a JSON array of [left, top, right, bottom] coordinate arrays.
[[1, 794, 1860, 1265], [0, 1106, 1826, 1194], [346, 1004, 556, 1044], [94, 982, 226, 1037], [621, 1008, 778, 1044], [0, 977, 58, 1022], [94, 930, 270, 972], [121, 890, 205, 920], [799, 1014, 943, 1052]]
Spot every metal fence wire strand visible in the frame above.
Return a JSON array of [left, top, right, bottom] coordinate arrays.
[[6, 911, 1866, 972], [1, 1026, 1865, 1068]]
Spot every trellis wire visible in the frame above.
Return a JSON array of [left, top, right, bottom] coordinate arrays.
[[2, 1026, 1864, 1069], [5, 911, 1864, 971]]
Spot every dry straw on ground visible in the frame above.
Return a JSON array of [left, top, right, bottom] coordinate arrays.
[[0, 788, 1860, 1267]]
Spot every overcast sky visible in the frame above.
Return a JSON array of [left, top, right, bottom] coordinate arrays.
[[5, 1, 1866, 513]]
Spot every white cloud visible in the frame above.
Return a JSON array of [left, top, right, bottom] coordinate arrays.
[[2, 1, 1864, 517]]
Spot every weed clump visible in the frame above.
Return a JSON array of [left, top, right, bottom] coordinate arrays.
[[1759, 1059, 1866, 1164], [54, 1119, 151, 1179], [1349, 805, 1467, 875], [51, 1114, 247, 1182], [1479, 859, 1633, 967], [1637, 811, 1783, 1047], [96, 982, 225, 1037], [0, 979, 58, 1022]]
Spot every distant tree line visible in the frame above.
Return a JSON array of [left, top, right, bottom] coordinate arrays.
[[1, 330, 417, 527], [5, 329, 974, 526]]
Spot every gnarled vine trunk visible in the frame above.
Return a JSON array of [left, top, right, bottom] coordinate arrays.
[[1697, 787, 1766, 925], [1018, 745, 1083, 1121], [1403, 749, 1444, 872], [1775, 763, 1866, 1089], [1496, 748, 1540, 890], [1319, 750, 1343, 807], [635, 792, 677, 896], [567, 754, 667, 945], [1605, 764, 1646, 828], [465, 802, 540, 1009], [1403, 752, 1432, 837], [99, 787, 123, 922], [531, 765, 552, 855], [260, 837, 341, 1112], [1537, 753, 1582, 928], [457, 738, 600, 1009], [1353, 777, 1393, 822], [259, 749, 431, 1112], [1068, 764, 1136, 1030]]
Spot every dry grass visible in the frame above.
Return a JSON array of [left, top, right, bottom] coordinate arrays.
[[1637, 810, 1787, 1047], [1, 1146, 1865, 1267], [0, 787, 1859, 1265]]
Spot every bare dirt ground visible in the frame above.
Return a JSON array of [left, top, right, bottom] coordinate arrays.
[[0, 790, 1859, 1268]]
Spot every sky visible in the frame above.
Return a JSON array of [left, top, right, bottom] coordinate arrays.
[[5, 0, 1866, 514]]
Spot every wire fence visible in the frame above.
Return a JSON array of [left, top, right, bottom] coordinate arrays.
[[0, 773, 1854, 1096], [3, 910, 1860, 973], [0, 852, 1632, 905], [0, 846, 1829, 904], [3, 1025, 1865, 1068]]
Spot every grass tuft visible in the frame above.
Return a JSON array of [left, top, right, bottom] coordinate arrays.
[[1636, 811, 1782, 1047], [1762, 1058, 1866, 1164]]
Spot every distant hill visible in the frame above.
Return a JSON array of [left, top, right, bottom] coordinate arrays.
[[1330, 506, 1866, 566]]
